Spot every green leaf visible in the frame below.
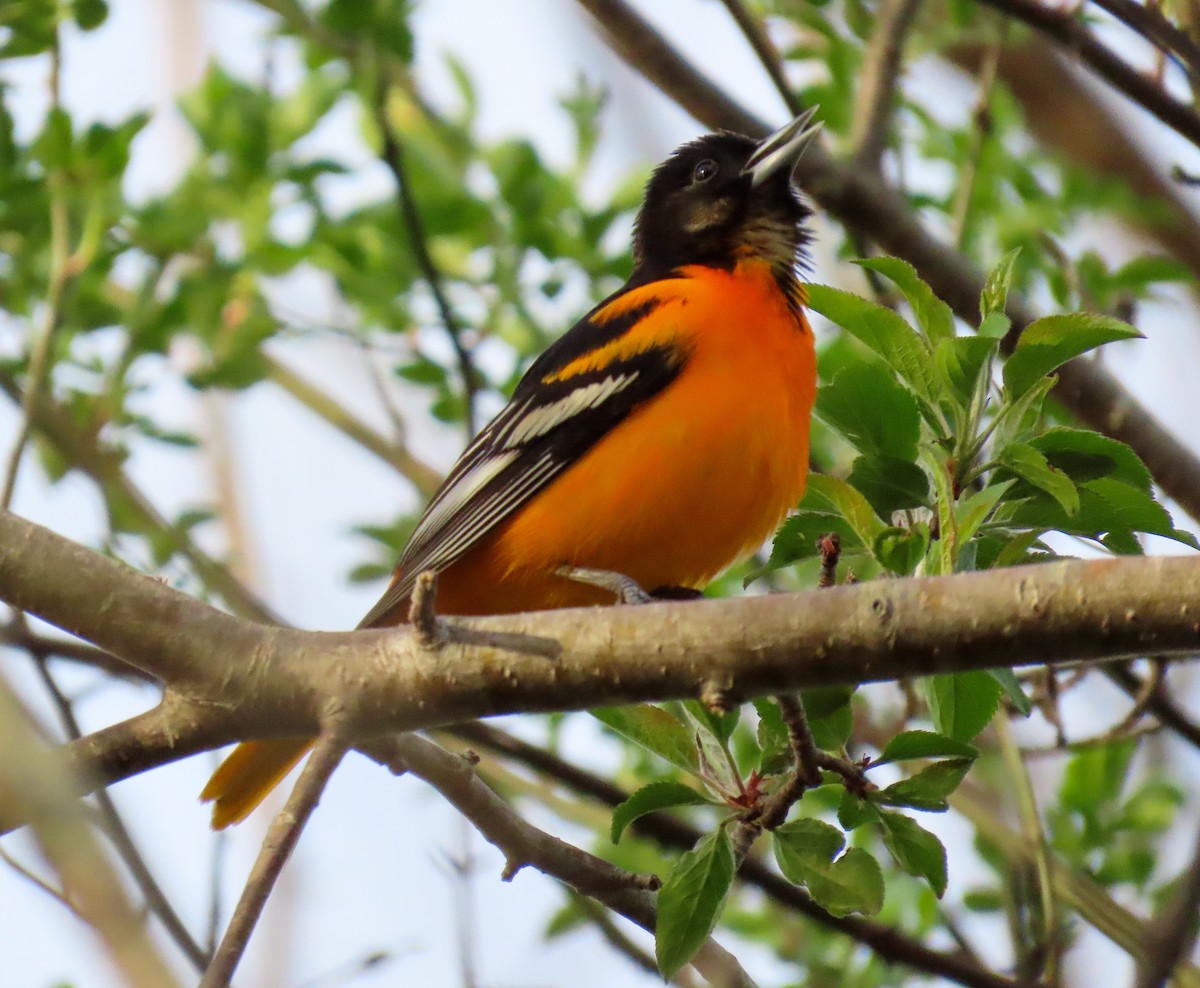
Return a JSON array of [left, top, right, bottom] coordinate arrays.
[[803, 474, 888, 548], [855, 256, 956, 343], [807, 847, 885, 917], [849, 455, 930, 518], [1008, 477, 1198, 551], [980, 247, 1021, 318], [926, 671, 1001, 742], [73, 0, 109, 31], [773, 820, 885, 916], [592, 706, 697, 772], [935, 336, 998, 407], [876, 730, 979, 764], [1028, 428, 1151, 491], [995, 441, 1080, 516], [989, 668, 1033, 716], [954, 480, 1015, 547], [873, 523, 931, 576], [754, 697, 790, 774], [766, 510, 866, 571], [773, 818, 846, 877], [1060, 738, 1137, 815], [611, 782, 712, 843], [838, 788, 875, 830], [681, 699, 739, 745], [656, 829, 736, 979], [816, 363, 921, 459], [879, 811, 949, 897], [978, 311, 1011, 339], [801, 687, 854, 750], [805, 284, 937, 400], [1003, 313, 1142, 398], [880, 759, 974, 811]]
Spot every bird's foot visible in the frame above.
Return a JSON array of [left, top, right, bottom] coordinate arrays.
[[557, 566, 655, 605]]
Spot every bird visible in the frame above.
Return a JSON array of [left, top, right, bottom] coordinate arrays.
[[201, 108, 822, 829]]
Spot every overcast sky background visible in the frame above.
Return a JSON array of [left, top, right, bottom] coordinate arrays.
[[4, 2, 1200, 986]]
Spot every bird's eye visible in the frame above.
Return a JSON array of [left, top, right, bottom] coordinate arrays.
[[691, 159, 718, 184]]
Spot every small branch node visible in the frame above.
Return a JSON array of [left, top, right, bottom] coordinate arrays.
[[817, 531, 842, 588], [408, 570, 444, 649], [500, 858, 526, 882], [700, 678, 736, 715]]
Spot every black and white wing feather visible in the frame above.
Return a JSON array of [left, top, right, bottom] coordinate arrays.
[[358, 296, 684, 628]]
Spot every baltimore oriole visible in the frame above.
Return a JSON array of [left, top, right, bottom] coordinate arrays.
[[202, 108, 822, 828]]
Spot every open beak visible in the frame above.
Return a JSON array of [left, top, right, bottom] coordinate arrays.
[[742, 106, 822, 188]]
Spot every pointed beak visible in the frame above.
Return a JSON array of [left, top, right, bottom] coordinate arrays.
[[742, 106, 822, 188]]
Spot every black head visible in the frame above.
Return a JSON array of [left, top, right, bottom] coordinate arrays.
[[632, 109, 820, 287]]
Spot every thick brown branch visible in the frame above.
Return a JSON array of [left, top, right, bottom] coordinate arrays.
[[3, 510, 1200, 783]]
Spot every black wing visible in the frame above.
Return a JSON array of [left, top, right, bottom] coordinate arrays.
[[357, 293, 685, 628]]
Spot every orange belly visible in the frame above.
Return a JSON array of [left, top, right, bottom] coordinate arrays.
[[432, 261, 816, 616]]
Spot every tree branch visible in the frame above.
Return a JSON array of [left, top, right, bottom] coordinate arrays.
[[451, 722, 1039, 988], [973, 0, 1200, 150], [851, 0, 924, 171], [5, 509, 1200, 835], [264, 355, 443, 498], [1133, 819, 1200, 988], [0, 676, 178, 987], [372, 80, 481, 436], [201, 726, 349, 988], [365, 733, 756, 988]]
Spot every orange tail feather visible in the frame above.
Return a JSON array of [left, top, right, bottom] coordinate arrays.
[[200, 739, 312, 830]]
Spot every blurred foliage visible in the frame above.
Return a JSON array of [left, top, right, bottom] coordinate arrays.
[[3, 1, 1200, 985]]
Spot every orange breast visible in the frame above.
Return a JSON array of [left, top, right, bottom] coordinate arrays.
[[432, 261, 817, 617]]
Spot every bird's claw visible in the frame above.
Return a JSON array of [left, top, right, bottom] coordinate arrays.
[[557, 566, 655, 605]]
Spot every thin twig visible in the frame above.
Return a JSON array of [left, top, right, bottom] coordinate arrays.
[[1019, 722, 1164, 758], [448, 722, 1039, 988], [372, 80, 480, 436], [1088, 0, 1200, 76], [0, 845, 82, 919], [2, 39, 69, 510], [0, 619, 154, 683], [1104, 663, 1200, 752], [201, 727, 349, 988], [973, 0, 1200, 150], [27, 648, 210, 972], [1108, 657, 1165, 737], [817, 532, 841, 588], [567, 891, 688, 983], [1133, 820, 1200, 988], [851, 0, 924, 171], [995, 714, 1061, 984], [366, 733, 755, 988], [951, 38, 1002, 248], [718, 0, 801, 114], [0, 676, 178, 987], [265, 355, 443, 498], [408, 570, 443, 646]]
